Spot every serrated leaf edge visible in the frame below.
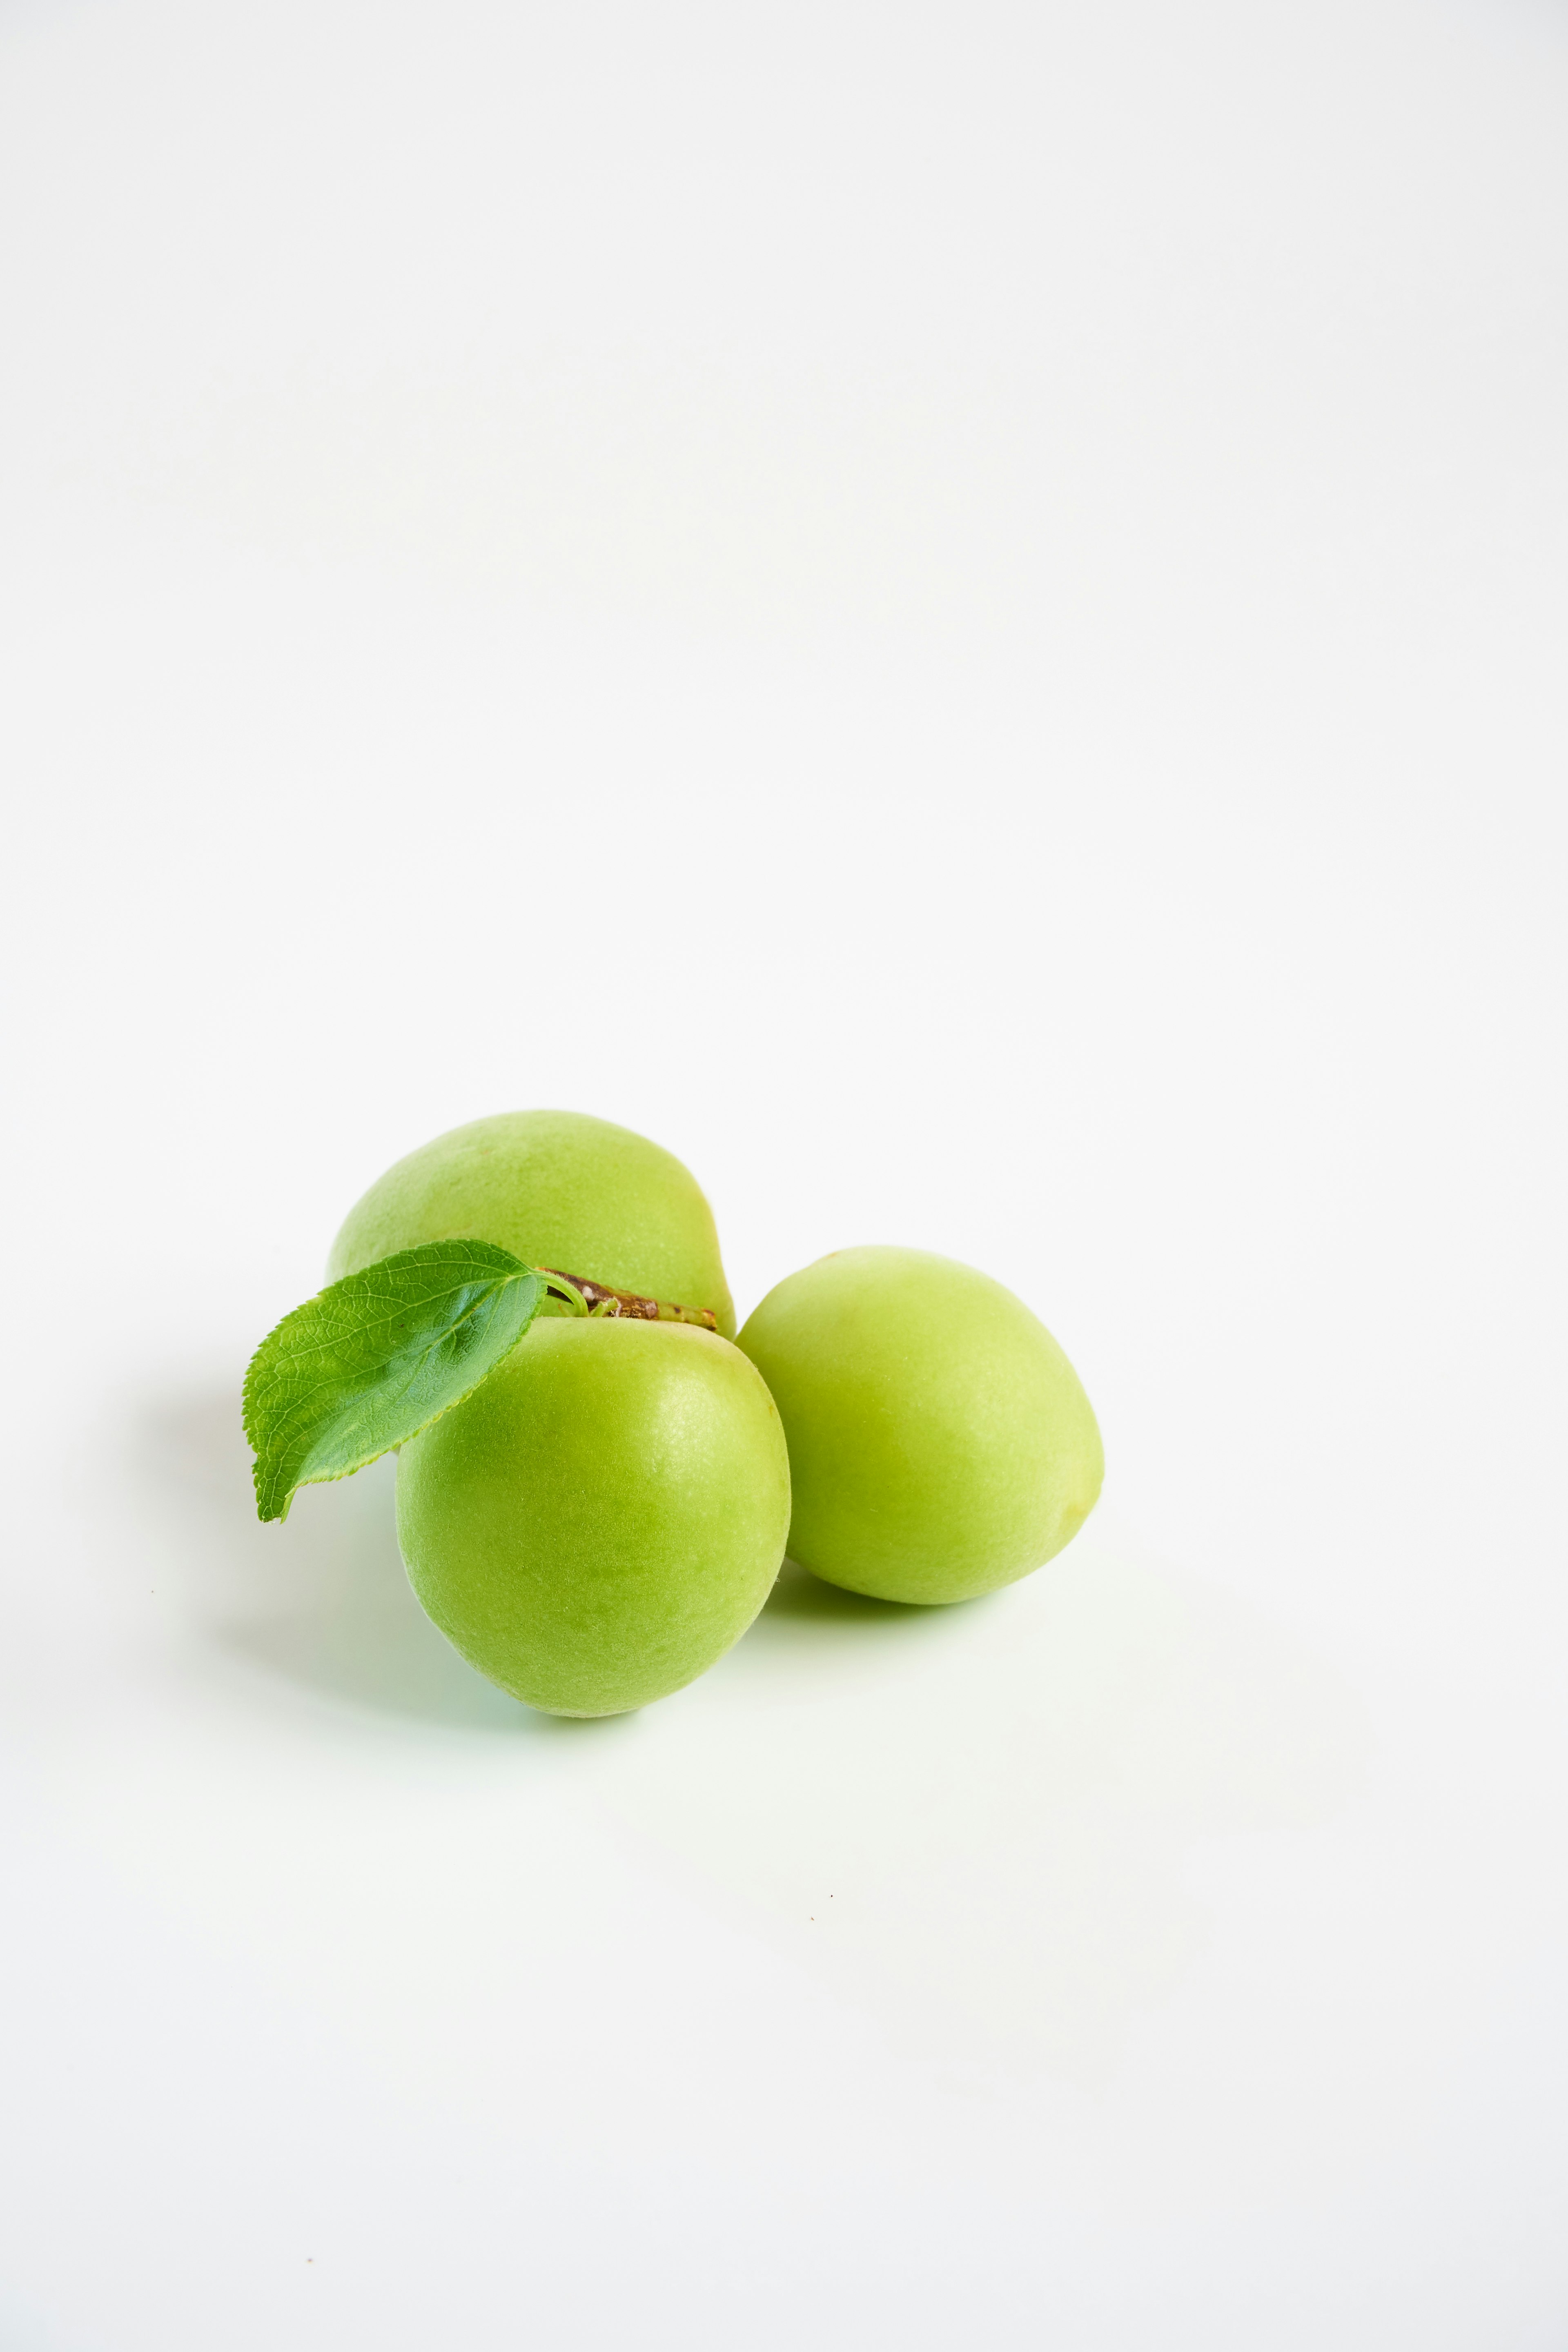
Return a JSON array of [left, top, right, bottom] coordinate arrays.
[[243, 1242, 541, 1523]]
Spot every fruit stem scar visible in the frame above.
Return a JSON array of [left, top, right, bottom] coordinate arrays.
[[537, 1270, 719, 1331]]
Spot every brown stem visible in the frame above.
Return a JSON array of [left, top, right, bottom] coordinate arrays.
[[539, 1269, 719, 1331]]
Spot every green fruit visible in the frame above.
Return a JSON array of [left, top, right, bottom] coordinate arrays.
[[736, 1246, 1102, 1606], [396, 1316, 790, 1715], [327, 1109, 735, 1336]]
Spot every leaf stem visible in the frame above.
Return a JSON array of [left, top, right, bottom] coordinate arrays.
[[541, 1270, 593, 1317]]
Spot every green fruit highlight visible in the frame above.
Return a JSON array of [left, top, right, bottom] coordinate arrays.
[[396, 1316, 790, 1715], [737, 1246, 1102, 1606], [327, 1109, 735, 1337]]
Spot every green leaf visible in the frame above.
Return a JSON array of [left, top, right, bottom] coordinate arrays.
[[243, 1241, 546, 1523]]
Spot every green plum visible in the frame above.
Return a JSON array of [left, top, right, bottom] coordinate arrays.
[[396, 1316, 790, 1715], [737, 1246, 1102, 1606], [327, 1109, 735, 1336]]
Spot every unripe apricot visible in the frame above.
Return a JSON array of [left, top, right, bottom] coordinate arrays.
[[396, 1316, 789, 1715], [328, 1109, 734, 1336], [737, 1247, 1102, 1606]]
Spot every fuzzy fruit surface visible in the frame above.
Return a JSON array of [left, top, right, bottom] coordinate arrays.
[[396, 1317, 790, 1715], [327, 1109, 735, 1336], [737, 1246, 1103, 1606]]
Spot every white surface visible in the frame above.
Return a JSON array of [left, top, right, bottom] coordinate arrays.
[[2, 1, 1566, 2345]]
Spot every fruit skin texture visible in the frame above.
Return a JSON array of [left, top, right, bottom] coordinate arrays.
[[736, 1247, 1102, 1606], [327, 1109, 735, 1337], [396, 1317, 790, 1715]]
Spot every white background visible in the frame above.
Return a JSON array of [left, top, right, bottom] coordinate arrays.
[[2, 0, 1566, 2344]]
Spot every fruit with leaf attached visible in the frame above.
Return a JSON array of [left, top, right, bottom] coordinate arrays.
[[736, 1246, 1102, 1606], [327, 1109, 735, 1336], [396, 1314, 790, 1715]]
